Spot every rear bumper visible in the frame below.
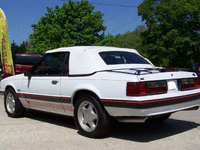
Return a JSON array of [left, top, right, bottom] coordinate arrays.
[[101, 93, 200, 121]]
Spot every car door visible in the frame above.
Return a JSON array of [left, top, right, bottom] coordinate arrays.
[[21, 52, 69, 113]]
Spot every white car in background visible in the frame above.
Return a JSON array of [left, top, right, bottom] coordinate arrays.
[[1, 46, 200, 138]]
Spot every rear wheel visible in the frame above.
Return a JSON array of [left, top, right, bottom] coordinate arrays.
[[4, 88, 26, 118], [74, 95, 111, 138]]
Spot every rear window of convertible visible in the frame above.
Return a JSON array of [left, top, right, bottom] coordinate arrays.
[[99, 51, 149, 65]]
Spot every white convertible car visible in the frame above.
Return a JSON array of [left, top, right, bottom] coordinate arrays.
[[1, 46, 200, 137]]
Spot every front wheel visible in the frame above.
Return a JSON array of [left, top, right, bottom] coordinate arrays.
[[4, 88, 26, 118], [74, 95, 111, 138]]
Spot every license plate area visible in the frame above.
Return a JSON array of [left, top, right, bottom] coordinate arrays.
[[167, 80, 178, 91]]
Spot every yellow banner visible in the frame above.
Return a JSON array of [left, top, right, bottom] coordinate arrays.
[[0, 8, 14, 75]]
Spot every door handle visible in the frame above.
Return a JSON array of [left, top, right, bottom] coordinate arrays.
[[52, 80, 59, 85]]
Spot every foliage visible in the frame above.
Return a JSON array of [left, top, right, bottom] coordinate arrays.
[[19, 41, 30, 53], [11, 40, 29, 55], [138, 0, 200, 68], [10, 41, 19, 55], [28, 0, 106, 54], [96, 25, 147, 55], [115, 25, 147, 54], [95, 34, 118, 47]]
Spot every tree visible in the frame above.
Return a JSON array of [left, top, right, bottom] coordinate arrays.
[[19, 41, 30, 53], [115, 25, 147, 54], [11, 40, 29, 55], [95, 25, 147, 55], [138, 0, 200, 68], [29, 0, 106, 54], [95, 34, 118, 47], [10, 40, 19, 55]]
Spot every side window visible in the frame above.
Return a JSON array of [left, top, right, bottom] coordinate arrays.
[[32, 52, 69, 76]]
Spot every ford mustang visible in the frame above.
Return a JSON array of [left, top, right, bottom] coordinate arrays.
[[0, 46, 200, 137]]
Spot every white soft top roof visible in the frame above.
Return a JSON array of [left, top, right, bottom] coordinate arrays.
[[46, 46, 154, 75]]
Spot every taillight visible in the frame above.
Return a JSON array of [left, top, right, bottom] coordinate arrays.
[[127, 81, 167, 96], [148, 81, 167, 94], [181, 78, 200, 90], [165, 69, 175, 72], [127, 82, 148, 96]]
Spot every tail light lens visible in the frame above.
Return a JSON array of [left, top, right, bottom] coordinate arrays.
[[148, 81, 167, 94], [165, 69, 175, 72], [127, 82, 148, 96], [127, 81, 167, 96], [181, 78, 200, 90]]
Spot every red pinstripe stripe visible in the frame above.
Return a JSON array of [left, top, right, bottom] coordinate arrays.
[[101, 93, 200, 104], [23, 93, 60, 99]]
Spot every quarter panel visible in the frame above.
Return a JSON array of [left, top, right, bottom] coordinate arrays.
[[61, 71, 137, 103]]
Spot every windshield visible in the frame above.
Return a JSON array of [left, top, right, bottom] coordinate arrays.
[[15, 56, 41, 65], [99, 51, 149, 65]]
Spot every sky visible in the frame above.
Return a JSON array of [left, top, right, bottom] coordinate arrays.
[[1, 0, 145, 45]]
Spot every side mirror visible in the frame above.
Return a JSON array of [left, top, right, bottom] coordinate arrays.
[[24, 71, 31, 76]]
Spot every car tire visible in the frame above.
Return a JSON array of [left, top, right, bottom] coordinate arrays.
[[74, 95, 111, 138], [4, 88, 26, 118]]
